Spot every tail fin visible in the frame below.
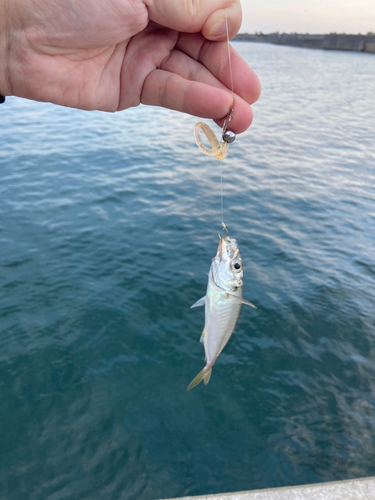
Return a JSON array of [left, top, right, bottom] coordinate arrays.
[[187, 366, 212, 391]]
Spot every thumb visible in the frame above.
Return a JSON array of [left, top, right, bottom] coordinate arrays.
[[144, 0, 242, 41]]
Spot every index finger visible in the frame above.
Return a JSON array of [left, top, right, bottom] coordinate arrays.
[[176, 33, 261, 107]]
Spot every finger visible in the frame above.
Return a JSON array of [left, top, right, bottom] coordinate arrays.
[[145, 0, 242, 40], [160, 49, 254, 133], [140, 69, 253, 133], [161, 49, 228, 91], [176, 33, 261, 106], [202, 3, 242, 41], [214, 94, 253, 134], [118, 23, 178, 110], [141, 70, 231, 117]]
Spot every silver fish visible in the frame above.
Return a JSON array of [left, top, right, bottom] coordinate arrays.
[[187, 224, 256, 390]]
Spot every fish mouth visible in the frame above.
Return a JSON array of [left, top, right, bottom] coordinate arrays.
[[216, 224, 240, 261], [218, 222, 229, 241], [217, 223, 228, 260]]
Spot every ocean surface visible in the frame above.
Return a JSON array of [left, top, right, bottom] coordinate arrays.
[[1, 42, 375, 500]]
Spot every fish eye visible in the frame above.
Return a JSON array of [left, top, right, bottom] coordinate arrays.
[[233, 261, 242, 272]]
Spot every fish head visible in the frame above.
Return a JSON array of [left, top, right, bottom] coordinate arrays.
[[212, 232, 243, 291]]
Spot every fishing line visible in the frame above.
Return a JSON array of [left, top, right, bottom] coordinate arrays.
[[220, 13, 234, 226], [193, 13, 236, 228], [225, 14, 234, 97]]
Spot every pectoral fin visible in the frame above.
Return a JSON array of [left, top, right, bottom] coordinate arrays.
[[190, 296, 206, 308], [200, 328, 206, 344], [227, 293, 257, 309]]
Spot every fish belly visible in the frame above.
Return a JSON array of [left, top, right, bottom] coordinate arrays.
[[204, 286, 242, 367]]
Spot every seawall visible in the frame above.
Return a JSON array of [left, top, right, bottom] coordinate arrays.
[[158, 476, 375, 500], [234, 33, 375, 54]]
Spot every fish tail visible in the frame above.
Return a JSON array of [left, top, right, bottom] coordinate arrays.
[[187, 366, 213, 391], [203, 368, 212, 385]]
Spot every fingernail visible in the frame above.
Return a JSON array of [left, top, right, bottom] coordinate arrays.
[[207, 18, 226, 40]]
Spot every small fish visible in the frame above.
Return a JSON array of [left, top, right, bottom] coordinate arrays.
[[187, 224, 256, 390]]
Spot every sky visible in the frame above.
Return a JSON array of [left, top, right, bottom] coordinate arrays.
[[240, 0, 375, 34]]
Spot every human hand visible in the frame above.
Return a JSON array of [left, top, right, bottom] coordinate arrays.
[[0, 0, 261, 133]]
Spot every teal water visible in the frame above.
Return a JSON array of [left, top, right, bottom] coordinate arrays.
[[1, 42, 375, 500]]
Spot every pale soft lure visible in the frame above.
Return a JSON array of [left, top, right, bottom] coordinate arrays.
[[194, 112, 236, 161], [187, 224, 256, 390]]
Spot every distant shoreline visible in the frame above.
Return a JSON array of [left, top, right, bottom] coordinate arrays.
[[234, 33, 375, 54]]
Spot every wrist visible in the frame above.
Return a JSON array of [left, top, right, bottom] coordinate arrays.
[[0, 0, 10, 96]]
